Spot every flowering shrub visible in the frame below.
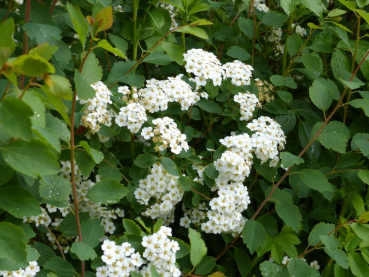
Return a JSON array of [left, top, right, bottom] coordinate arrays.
[[1, 0, 369, 277]]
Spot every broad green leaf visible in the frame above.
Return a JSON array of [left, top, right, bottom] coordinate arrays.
[[205, 164, 219, 179], [350, 99, 369, 117], [46, 75, 73, 100], [12, 54, 55, 76], [123, 219, 142, 236], [235, 248, 252, 276], [242, 219, 268, 254], [74, 52, 103, 100], [79, 141, 104, 163], [45, 114, 70, 142], [0, 222, 27, 268], [260, 261, 283, 277], [33, 126, 61, 153], [287, 34, 302, 57], [288, 258, 320, 276], [59, 212, 90, 237], [195, 256, 216, 275], [327, 248, 349, 269], [358, 170, 369, 184], [351, 193, 366, 216], [338, 0, 357, 11], [161, 42, 184, 65], [0, 97, 33, 141], [54, 40, 72, 69], [320, 235, 342, 252], [150, 266, 161, 277], [213, 26, 237, 41], [70, 242, 97, 260], [67, 3, 88, 48], [196, 99, 222, 113], [280, 0, 300, 15], [153, 219, 163, 234], [0, 18, 15, 67], [161, 157, 181, 176], [189, 3, 210, 15], [22, 91, 46, 128], [39, 175, 71, 203], [351, 223, 369, 241], [96, 39, 127, 59], [348, 252, 369, 277], [92, 6, 113, 35], [175, 26, 208, 40], [341, 78, 365, 89], [86, 179, 128, 204], [301, 0, 326, 16], [189, 228, 207, 267], [227, 46, 251, 61], [335, 264, 350, 276], [356, 0, 369, 7], [308, 222, 335, 245], [331, 50, 351, 80], [41, 85, 70, 124], [23, 23, 61, 45], [134, 154, 159, 168], [44, 257, 76, 276], [309, 79, 333, 111], [108, 34, 128, 55], [143, 51, 172, 65], [280, 152, 304, 169], [270, 75, 297, 89], [2, 138, 60, 178], [178, 176, 192, 191], [106, 61, 136, 87], [297, 169, 333, 193], [312, 121, 350, 153], [356, 140, 369, 157], [269, 189, 302, 232], [148, 9, 165, 29], [328, 9, 347, 17], [238, 17, 254, 38], [275, 231, 300, 257], [32, 242, 56, 266], [81, 219, 105, 248], [262, 11, 288, 27], [29, 42, 58, 61]]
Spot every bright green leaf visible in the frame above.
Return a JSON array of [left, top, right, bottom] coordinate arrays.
[[70, 242, 97, 261], [189, 228, 207, 267], [86, 179, 128, 204]]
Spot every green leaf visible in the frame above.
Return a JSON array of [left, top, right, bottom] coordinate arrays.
[[341, 78, 365, 89], [270, 189, 302, 232], [32, 242, 56, 266], [75, 151, 95, 177], [331, 49, 351, 81], [227, 46, 251, 61], [0, 97, 33, 141], [308, 223, 335, 246], [320, 235, 342, 252], [205, 164, 219, 179], [351, 223, 369, 241], [335, 264, 350, 276], [86, 179, 128, 204], [92, 6, 113, 35], [1, 138, 60, 178], [0, 18, 15, 67], [195, 256, 216, 275], [70, 242, 97, 261], [270, 75, 297, 89], [297, 169, 333, 193], [67, 3, 88, 48], [196, 99, 222, 113], [288, 258, 320, 277], [175, 26, 208, 40], [0, 222, 27, 267], [150, 266, 161, 277], [260, 261, 282, 277], [261, 11, 288, 28], [348, 252, 369, 277], [287, 34, 302, 57], [312, 121, 350, 153], [39, 175, 71, 203], [23, 23, 61, 45], [106, 61, 136, 87], [47, 75, 73, 100], [275, 231, 300, 257], [41, 86, 70, 124], [242, 219, 268, 254], [178, 176, 192, 191], [170, 237, 190, 259], [328, 9, 347, 17], [153, 218, 163, 233], [238, 17, 254, 38], [280, 0, 300, 15], [356, 140, 369, 157], [301, 0, 326, 16], [54, 40, 72, 69], [12, 54, 55, 76], [74, 52, 103, 100], [44, 257, 76, 276], [358, 170, 369, 184], [356, 0, 369, 8], [108, 34, 128, 55], [309, 79, 333, 111], [123, 219, 142, 236], [134, 154, 159, 168], [350, 99, 369, 117], [327, 248, 349, 269], [33, 126, 61, 153], [45, 114, 70, 142], [161, 42, 184, 65], [79, 141, 104, 163], [235, 248, 252, 276], [161, 157, 180, 176], [96, 39, 127, 59], [81, 218, 105, 248], [148, 9, 165, 29], [280, 152, 304, 169], [29, 42, 58, 61], [189, 227, 207, 267], [22, 91, 46, 128]]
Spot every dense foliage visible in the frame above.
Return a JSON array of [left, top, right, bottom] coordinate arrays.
[[1, 0, 369, 276]]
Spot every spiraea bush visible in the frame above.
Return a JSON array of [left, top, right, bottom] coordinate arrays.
[[0, 0, 369, 276]]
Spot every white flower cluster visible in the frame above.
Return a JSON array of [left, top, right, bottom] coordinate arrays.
[[135, 163, 184, 223], [97, 227, 181, 277], [292, 23, 306, 37], [115, 102, 147, 133], [234, 92, 261, 121], [97, 240, 144, 277], [222, 60, 254, 86], [79, 81, 114, 134], [254, 0, 269, 12], [184, 48, 224, 87], [180, 203, 207, 228], [141, 117, 189, 154], [158, 1, 178, 30], [268, 28, 284, 55], [247, 116, 286, 166], [0, 262, 40, 277], [138, 79, 169, 113], [23, 207, 51, 227]]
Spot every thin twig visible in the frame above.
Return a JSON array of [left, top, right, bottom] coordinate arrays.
[[19, 0, 31, 89], [103, 158, 130, 184], [44, 224, 66, 260]]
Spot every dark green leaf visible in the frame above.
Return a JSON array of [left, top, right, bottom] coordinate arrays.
[[134, 154, 159, 168], [297, 169, 333, 193], [288, 258, 319, 277], [242, 219, 268, 254], [351, 223, 369, 241], [270, 75, 297, 89], [227, 46, 251, 61], [261, 11, 288, 27], [195, 256, 216, 275], [0, 222, 27, 267], [70, 242, 97, 260], [238, 17, 254, 38], [287, 34, 302, 56], [280, 152, 304, 169], [86, 179, 128, 204], [0, 18, 15, 67], [161, 157, 180, 176], [44, 257, 76, 276], [260, 261, 282, 277], [308, 222, 335, 246], [123, 219, 142, 236], [178, 176, 192, 191], [235, 248, 252, 276], [309, 79, 333, 111], [39, 175, 71, 203], [23, 23, 61, 45]]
